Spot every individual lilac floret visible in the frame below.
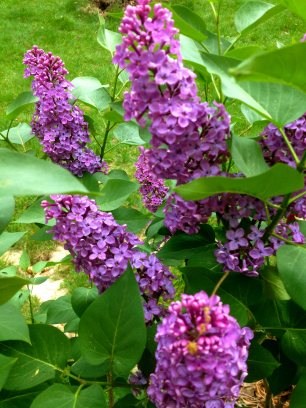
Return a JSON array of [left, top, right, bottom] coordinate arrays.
[[23, 46, 107, 176], [147, 292, 253, 408], [135, 147, 169, 212], [42, 195, 175, 323]]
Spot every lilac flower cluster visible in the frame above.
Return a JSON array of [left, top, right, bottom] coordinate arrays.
[[260, 118, 306, 220], [42, 194, 175, 322], [23, 46, 107, 176], [115, 0, 306, 279], [215, 226, 274, 277], [114, 0, 230, 230], [135, 147, 169, 213], [147, 292, 253, 408]]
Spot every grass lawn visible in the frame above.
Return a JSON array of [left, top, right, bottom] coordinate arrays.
[[0, 0, 305, 289]]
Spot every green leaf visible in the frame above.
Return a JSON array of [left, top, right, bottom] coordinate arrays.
[[114, 395, 139, 407], [267, 349, 297, 396], [0, 389, 42, 408], [112, 208, 150, 233], [1, 123, 34, 145], [175, 163, 303, 201], [226, 46, 263, 61], [71, 76, 105, 95], [2, 325, 70, 391], [6, 92, 38, 120], [239, 81, 306, 126], [234, 1, 284, 34], [241, 104, 266, 125], [79, 88, 111, 112], [187, 52, 271, 118], [71, 77, 111, 111], [0, 303, 30, 343], [19, 251, 30, 272], [79, 268, 146, 377], [30, 226, 53, 241], [281, 330, 306, 366], [185, 244, 220, 270], [0, 275, 30, 305], [279, 0, 306, 21], [246, 342, 280, 382], [182, 267, 251, 326], [179, 35, 211, 79], [0, 232, 25, 257], [0, 149, 88, 196], [261, 266, 290, 300], [97, 179, 139, 211], [166, 5, 207, 42], [0, 197, 14, 233], [71, 357, 108, 378], [0, 266, 17, 278], [112, 122, 145, 145], [190, 51, 306, 125], [15, 198, 46, 225], [232, 43, 306, 93], [71, 287, 99, 318], [103, 110, 124, 123], [231, 133, 269, 176], [290, 373, 306, 407], [0, 355, 17, 391], [277, 245, 306, 310], [97, 16, 122, 55], [251, 299, 306, 331], [157, 225, 215, 262], [30, 384, 107, 408], [43, 296, 78, 324]]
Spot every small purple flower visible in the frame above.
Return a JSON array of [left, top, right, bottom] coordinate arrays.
[[249, 240, 274, 260], [288, 222, 305, 243], [226, 228, 248, 251]]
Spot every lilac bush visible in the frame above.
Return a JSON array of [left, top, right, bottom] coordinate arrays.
[[2, 0, 306, 406], [114, 0, 306, 278]]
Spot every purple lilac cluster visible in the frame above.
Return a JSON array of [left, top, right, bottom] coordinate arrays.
[[213, 189, 305, 276], [23, 46, 107, 177], [135, 147, 169, 213], [260, 118, 306, 220], [215, 226, 274, 277], [114, 0, 230, 231], [42, 194, 175, 322], [147, 292, 253, 408], [115, 0, 305, 278]]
